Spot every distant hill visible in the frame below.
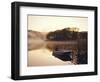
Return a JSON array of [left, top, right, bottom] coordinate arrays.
[[28, 30, 45, 40], [28, 30, 47, 50]]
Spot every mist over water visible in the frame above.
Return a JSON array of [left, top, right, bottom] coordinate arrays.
[[28, 40, 73, 66]]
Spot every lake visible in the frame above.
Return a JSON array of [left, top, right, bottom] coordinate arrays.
[[28, 41, 76, 66]]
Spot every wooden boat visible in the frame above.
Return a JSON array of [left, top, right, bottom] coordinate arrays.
[[52, 50, 72, 61]]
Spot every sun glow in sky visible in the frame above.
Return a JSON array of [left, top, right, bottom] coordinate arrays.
[[28, 15, 88, 32]]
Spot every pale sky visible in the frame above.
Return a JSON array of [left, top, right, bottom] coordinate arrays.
[[28, 15, 88, 32]]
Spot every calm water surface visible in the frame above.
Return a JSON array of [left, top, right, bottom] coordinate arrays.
[[28, 41, 74, 66]]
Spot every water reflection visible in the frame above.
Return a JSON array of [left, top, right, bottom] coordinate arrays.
[[28, 41, 74, 66]]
